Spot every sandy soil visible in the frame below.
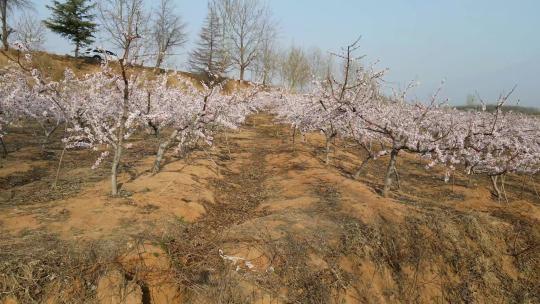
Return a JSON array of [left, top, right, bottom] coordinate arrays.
[[1, 114, 539, 303]]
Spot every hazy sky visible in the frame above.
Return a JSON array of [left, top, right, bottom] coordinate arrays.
[[27, 0, 540, 106]]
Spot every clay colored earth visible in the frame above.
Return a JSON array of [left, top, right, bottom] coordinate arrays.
[[1, 114, 539, 303]]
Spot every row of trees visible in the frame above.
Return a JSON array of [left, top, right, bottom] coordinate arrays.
[[188, 0, 337, 88], [0, 48, 256, 194], [1, 37, 538, 200], [1, 0, 276, 77], [0, 0, 262, 199], [0, 1, 258, 196], [267, 40, 540, 200], [0, 0, 187, 68], [2, 0, 337, 87]]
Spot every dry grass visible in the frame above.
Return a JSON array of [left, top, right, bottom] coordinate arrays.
[[1, 107, 539, 303], [0, 50, 251, 96], [162, 118, 272, 302], [0, 232, 120, 303]]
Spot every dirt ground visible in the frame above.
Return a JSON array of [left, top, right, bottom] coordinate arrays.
[[1, 114, 539, 303]]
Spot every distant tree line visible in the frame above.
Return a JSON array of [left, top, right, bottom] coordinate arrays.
[[456, 104, 540, 116], [0, 0, 371, 89]]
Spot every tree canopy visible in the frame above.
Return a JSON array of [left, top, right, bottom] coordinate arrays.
[[44, 0, 97, 57]]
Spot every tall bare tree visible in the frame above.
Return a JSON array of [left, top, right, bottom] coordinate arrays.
[[151, 0, 187, 69], [98, 0, 148, 62], [215, 0, 275, 81], [253, 25, 277, 86], [0, 0, 32, 50], [188, 2, 229, 78], [280, 45, 311, 91], [308, 47, 334, 81], [13, 13, 45, 51]]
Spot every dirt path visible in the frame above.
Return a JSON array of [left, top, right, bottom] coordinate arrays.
[[164, 114, 539, 303], [161, 114, 414, 302]]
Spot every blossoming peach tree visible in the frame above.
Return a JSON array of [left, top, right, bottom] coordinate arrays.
[[268, 42, 540, 200], [0, 49, 258, 194]]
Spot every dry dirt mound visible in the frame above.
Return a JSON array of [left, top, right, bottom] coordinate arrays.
[[1, 114, 539, 303], [161, 114, 539, 303]]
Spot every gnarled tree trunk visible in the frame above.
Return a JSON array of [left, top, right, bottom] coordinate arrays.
[[1, 0, 8, 51], [0, 136, 7, 158], [111, 60, 130, 196], [353, 155, 372, 180], [325, 133, 331, 165], [490, 175, 508, 202], [383, 149, 399, 197], [152, 129, 179, 174]]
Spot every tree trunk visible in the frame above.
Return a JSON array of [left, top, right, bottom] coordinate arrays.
[[501, 174, 509, 203], [152, 129, 179, 174], [239, 66, 245, 81], [1, 0, 8, 51], [292, 127, 297, 150], [111, 119, 127, 195], [111, 143, 123, 196], [148, 122, 159, 136], [262, 69, 268, 86], [41, 136, 49, 153], [155, 53, 164, 69], [383, 149, 399, 197], [74, 42, 80, 58], [325, 134, 331, 165], [353, 156, 372, 180], [40, 124, 60, 153], [111, 61, 130, 196], [0, 136, 7, 158], [393, 165, 401, 189], [41, 129, 55, 152], [52, 146, 67, 189], [490, 175, 502, 201], [111, 116, 128, 196], [146, 91, 159, 136]]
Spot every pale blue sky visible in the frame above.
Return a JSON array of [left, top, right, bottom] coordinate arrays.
[[25, 1, 540, 106]]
